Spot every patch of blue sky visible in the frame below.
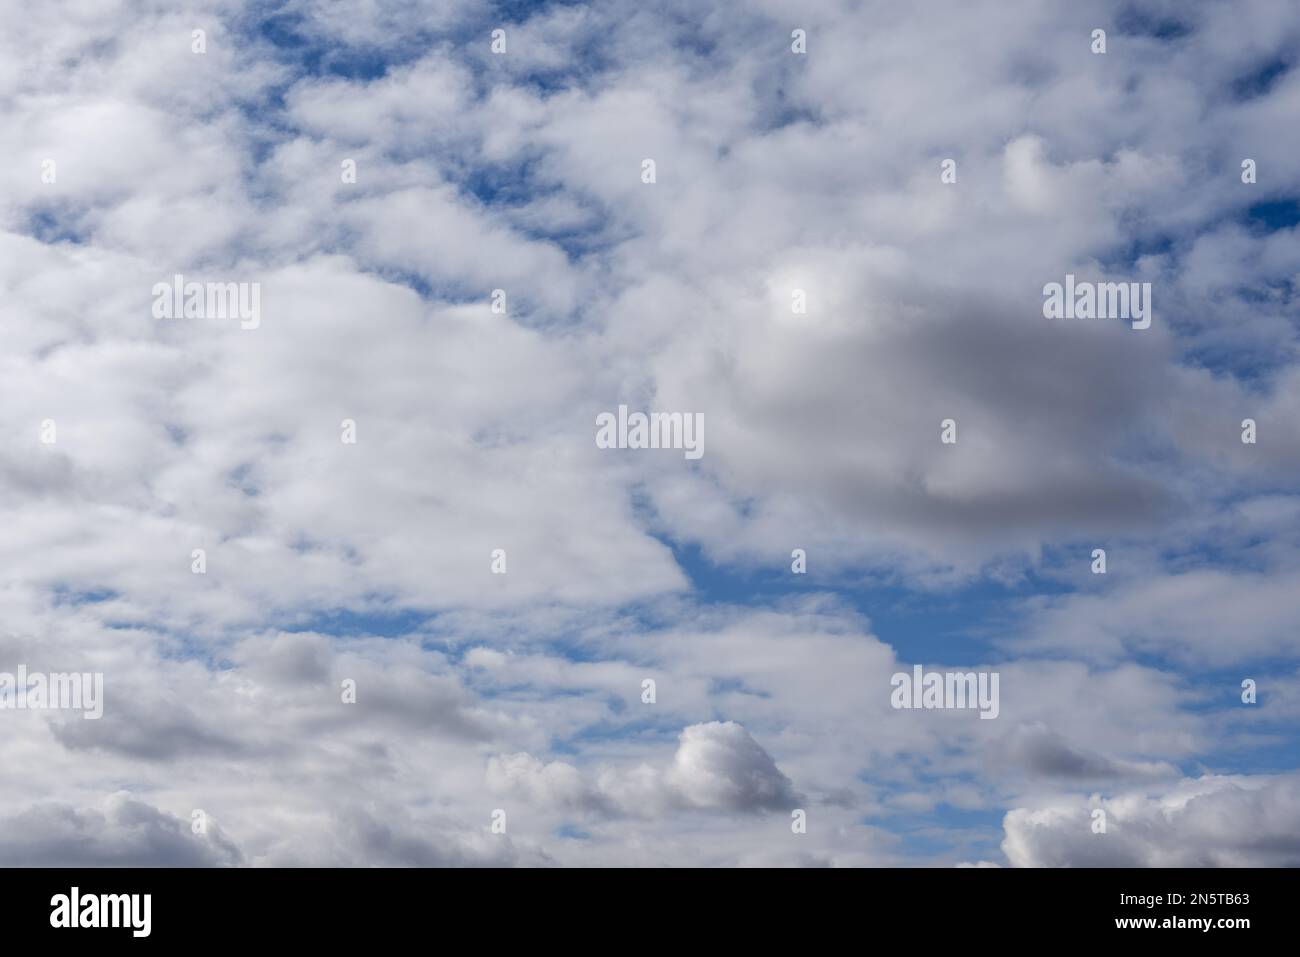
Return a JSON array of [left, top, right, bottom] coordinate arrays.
[[491, 0, 588, 23], [480, 51, 613, 97], [458, 159, 549, 208], [749, 98, 824, 135], [660, 538, 1070, 665], [456, 161, 610, 254], [1114, 7, 1193, 41], [367, 267, 437, 300], [1094, 231, 1175, 274], [1178, 660, 1296, 713], [1158, 536, 1278, 576], [27, 206, 88, 246], [160, 639, 241, 672], [246, 9, 408, 81], [1196, 734, 1300, 777], [345, 264, 528, 315], [50, 586, 119, 607], [869, 805, 1008, 862], [1243, 198, 1300, 233], [548, 713, 687, 756], [554, 823, 591, 840], [1230, 57, 1292, 102], [1179, 337, 1296, 388], [279, 606, 434, 639], [242, 0, 601, 88], [1096, 205, 1298, 382]]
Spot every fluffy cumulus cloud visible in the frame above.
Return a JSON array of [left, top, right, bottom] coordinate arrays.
[[667, 722, 801, 812], [0, 795, 243, 867], [489, 720, 800, 818], [0, 0, 1297, 866], [1002, 775, 1300, 868]]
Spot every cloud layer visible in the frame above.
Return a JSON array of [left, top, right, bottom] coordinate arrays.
[[0, 0, 1297, 866]]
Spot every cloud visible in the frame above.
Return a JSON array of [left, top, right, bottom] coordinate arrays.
[[666, 721, 801, 812], [992, 724, 1178, 783], [487, 752, 612, 815], [1002, 774, 1300, 867], [489, 720, 800, 818], [323, 805, 554, 868], [0, 794, 243, 867], [1014, 567, 1300, 665]]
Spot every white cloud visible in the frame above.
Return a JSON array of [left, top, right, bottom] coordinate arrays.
[[666, 721, 801, 812], [1003, 774, 1300, 867], [489, 720, 799, 819]]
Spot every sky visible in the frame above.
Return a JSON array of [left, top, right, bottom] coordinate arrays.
[[0, 0, 1298, 867]]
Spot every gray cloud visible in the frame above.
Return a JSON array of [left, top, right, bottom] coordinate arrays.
[[489, 720, 800, 819], [993, 724, 1178, 783], [1002, 774, 1300, 867], [0, 795, 243, 867]]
